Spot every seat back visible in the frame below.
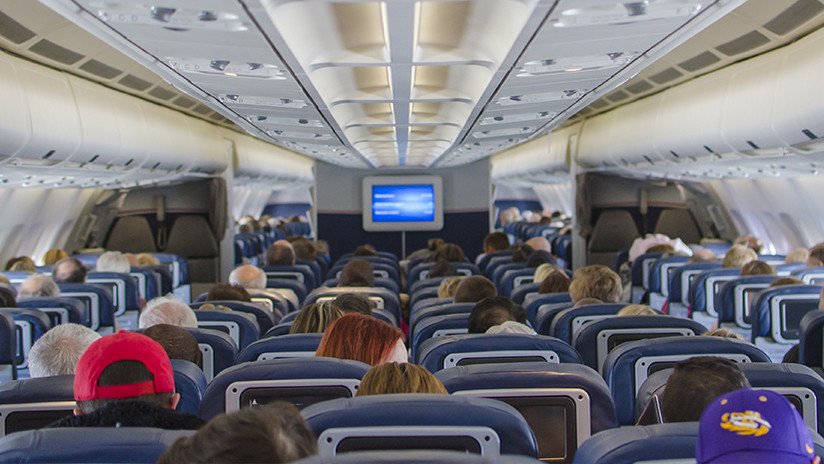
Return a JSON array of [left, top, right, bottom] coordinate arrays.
[[411, 313, 470, 362], [477, 251, 513, 273], [409, 263, 480, 290], [793, 266, 824, 285], [438, 362, 617, 462], [410, 277, 446, 295], [547, 304, 626, 343], [305, 287, 400, 326], [799, 311, 824, 366], [302, 394, 538, 457], [185, 328, 237, 383], [484, 255, 514, 279], [129, 268, 160, 301], [751, 285, 821, 343], [574, 315, 708, 372], [0, 375, 74, 436], [687, 268, 740, 316], [171, 359, 207, 416], [193, 310, 260, 350], [0, 313, 16, 382], [0, 309, 51, 371], [498, 268, 535, 297], [410, 302, 475, 330], [56, 283, 116, 333], [190, 301, 275, 333], [199, 357, 369, 420], [293, 450, 543, 464], [648, 256, 690, 296], [419, 334, 582, 373], [667, 262, 721, 305], [511, 283, 540, 305], [492, 263, 526, 288], [266, 278, 308, 305], [263, 264, 316, 290], [329, 262, 400, 285], [714, 275, 779, 328], [86, 272, 140, 317], [235, 333, 324, 364], [409, 287, 439, 309], [571, 422, 700, 464], [323, 277, 400, 294], [630, 252, 664, 290], [17, 297, 87, 327], [525, 293, 571, 326], [602, 336, 771, 424]]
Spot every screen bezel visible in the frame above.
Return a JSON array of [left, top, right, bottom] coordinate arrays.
[[362, 176, 444, 232]]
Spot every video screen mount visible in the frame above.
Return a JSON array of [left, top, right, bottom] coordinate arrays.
[[362, 176, 444, 232]]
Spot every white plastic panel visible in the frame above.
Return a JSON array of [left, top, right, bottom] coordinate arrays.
[[234, 136, 315, 185], [0, 53, 30, 159]]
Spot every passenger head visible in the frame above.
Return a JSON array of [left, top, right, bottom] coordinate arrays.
[[428, 259, 457, 278], [124, 253, 139, 267], [291, 240, 317, 261], [139, 296, 198, 329], [206, 283, 252, 302], [6, 256, 36, 272], [661, 356, 750, 423], [432, 243, 467, 263], [427, 238, 445, 252], [42, 248, 70, 266], [722, 244, 758, 268], [485, 320, 537, 335], [353, 244, 377, 256], [807, 242, 824, 267], [73, 332, 179, 414], [28, 323, 101, 378], [158, 403, 317, 464], [467, 297, 525, 334], [289, 302, 344, 334], [786, 247, 810, 265], [646, 244, 675, 255], [142, 324, 202, 368], [568, 265, 622, 303], [266, 240, 296, 266], [525, 237, 551, 254], [538, 270, 571, 294], [483, 232, 510, 254], [740, 260, 774, 276], [734, 234, 764, 254], [95, 251, 131, 274], [229, 265, 267, 290], [18, 274, 60, 298], [437, 276, 464, 299], [617, 305, 657, 317], [331, 293, 373, 316], [533, 263, 555, 283], [0, 285, 15, 308], [357, 362, 448, 396], [526, 250, 553, 268], [770, 277, 805, 288], [315, 313, 406, 365], [690, 248, 717, 263], [136, 253, 160, 267], [453, 276, 497, 303], [697, 388, 819, 464], [53, 257, 87, 283], [339, 259, 374, 287], [703, 328, 744, 340], [511, 244, 534, 263]]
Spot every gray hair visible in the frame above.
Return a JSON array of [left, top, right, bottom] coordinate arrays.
[[28, 323, 101, 378], [95, 251, 131, 274], [139, 296, 198, 329], [229, 265, 266, 290], [19, 274, 60, 298]]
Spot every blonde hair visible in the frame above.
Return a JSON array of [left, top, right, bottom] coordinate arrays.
[[786, 247, 809, 264], [703, 328, 743, 340], [617, 305, 657, 317], [437, 276, 464, 299], [568, 265, 622, 303], [43, 249, 69, 266], [136, 253, 160, 267], [356, 362, 447, 396], [533, 263, 556, 283], [290, 301, 343, 334], [722, 245, 758, 268]]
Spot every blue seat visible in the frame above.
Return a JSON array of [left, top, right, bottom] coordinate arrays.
[[666, 262, 721, 307], [759, 254, 787, 265], [437, 362, 618, 461], [235, 333, 323, 364], [56, 283, 116, 333], [328, 262, 400, 285], [1, 272, 32, 286], [409, 287, 439, 309], [190, 301, 275, 334], [525, 293, 571, 326], [411, 313, 470, 362], [498, 268, 534, 297], [146, 265, 174, 296], [546, 304, 626, 343], [687, 267, 740, 326], [305, 287, 400, 326], [86, 272, 140, 317], [199, 357, 369, 420], [411, 297, 452, 314], [263, 264, 316, 290], [128, 268, 159, 301], [0, 313, 16, 382], [492, 263, 526, 289], [293, 450, 542, 464], [17, 297, 87, 327], [264, 322, 293, 337], [410, 277, 446, 295], [750, 284, 821, 361], [411, 302, 475, 330], [153, 253, 191, 288], [799, 311, 824, 366], [0, 308, 51, 372], [419, 334, 582, 373], [193, 310, 260, 350], [477, 251, 513, 273], [298, 258, 324, 287], [511, 283, 540, 306], [574, 315, 708, 372], [185, 328, 237, 383], [484, 255, 514, 279], [602, 336, 772, 425], [0, 375, 74, 436], [793, 266, 824, 285], [280, 311, 299, 324], [72, 253, 100, 268], [647, 256, 690, 297], [571, 423, 701, 464], [302, 394, 538, 457], [266, 278, 307, 309], [775, 263, 806, 276], [629, 252, 663, 302], [170, 359, 206, 416], [714, 275, 779, 331], [323, 277, 400, 294], [409, 263, 480, 290], [0, 427, 195, 463]]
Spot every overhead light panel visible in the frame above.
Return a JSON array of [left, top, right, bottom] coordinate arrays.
[[266, 130, 333, 141], [248, 116, 324, 127], [495, 89, 588, 106], [473, 127, 536, 139], [480, 111, 556, 125], [89, 3, 250, 31], [167, 58, 285, 79], [218, 94, 307, 109], [552, 1, 704, 27], [517, 52, 638, 76]]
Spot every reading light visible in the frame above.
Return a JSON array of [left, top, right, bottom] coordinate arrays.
[[89, 3, 250, 31], [218, 94, 307, 109], [495, 89, 588, 106], [552, 1, 704, 27], [480, 111, 556, 125], [473, 127, 536, 139], [265, 130, 333, 141], [248, 116, 324, 127], [167, 58, 285, 79], [517, 52, 637, 76]]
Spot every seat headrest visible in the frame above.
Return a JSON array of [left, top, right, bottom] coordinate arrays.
[[235, 333, 324, 364], [799, 311, 824, 366], [170, 359, 206, 416], [0, 375, 74, 403], [293, 450, 543, 464], [572, 422, 699, 464], [750, 285, 821, 340], [714, 275, 779, 323], [548, 304, 625, 343]]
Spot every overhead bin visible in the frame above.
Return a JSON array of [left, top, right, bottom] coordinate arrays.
[[233, 136, 315, 187], [490, 124, 576, 184]]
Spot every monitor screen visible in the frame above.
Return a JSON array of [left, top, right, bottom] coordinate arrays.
[[741, 288, 762, 324], [781, 300, 819, 340], [5, 409, 74, 434], [239, 385, 352, 410], [498, 396, 576, 462], [362, 176, 443, 231], [337, 435, 482, 454], [607, 332, 683, 352], [456, 355, 548, 367]]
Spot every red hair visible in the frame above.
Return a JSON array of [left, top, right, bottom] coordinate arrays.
[[315, 313, 404, 366]]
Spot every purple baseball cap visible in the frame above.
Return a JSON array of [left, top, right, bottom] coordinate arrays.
[[697, 388, 816, 464]]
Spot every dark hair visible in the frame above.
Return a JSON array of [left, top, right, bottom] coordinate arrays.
[[266, 242, 295, 266], [353, 245, 377, 256], [53, 257, 87, 283], [809, 243, 824, 265], [291, 240, 317, 261], [331, 293, 374, 315], [158, 403, 317, 464], [525, 250, 554, 268], [207, 283, 252, 302], [427, 238, 445, 252], [289, 302, 343, 334], [511, 244, 534, 263], [339, 259, 374, 287], [467, 297, 525, 333], [76, 360, 173, 414], [428, 259, 457, 278], [453, 276, 497, 303], [740, 260, 774, 276], [483, 233, 509, 252], [661, 356, 750, 423], [0, 286, 15, 308], [143, 324, 202, 368], [430, 243, 467, 263], [538, 271, 571, 294]]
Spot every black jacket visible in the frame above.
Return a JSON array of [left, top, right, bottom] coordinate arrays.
[[48, 400, 204, 430]]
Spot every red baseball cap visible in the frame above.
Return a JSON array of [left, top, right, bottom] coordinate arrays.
[[74, 331, 175, 402]]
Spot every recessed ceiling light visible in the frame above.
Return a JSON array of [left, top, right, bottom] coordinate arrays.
[[167, 58, 285, 79], [218, 94, 307, 109], [89, 3, 250, 31], [517, 52, 637, 77], [480, 111, 556, 125], [473, 127, 536, 139], [495, 89, 588, 106], [248, 115, 323, 127], [266, 130, 332, 141], [552, 1, 704, 28]]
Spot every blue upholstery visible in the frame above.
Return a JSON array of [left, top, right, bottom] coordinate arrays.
[[266, 278, 308, 305], [492, 263, 526, 288], [129, 268, 160, 301], [301, 394, 538, 457], [409, 287, 439, 309], [0, 313, 16, 382], [800, 311, 824, 367], [298, 259, 323, 287], [281, 311, 299, 324], [630, 252, 663, 289], [477, 250, 513, 273], [264, 322, 293, 338], [264, 264, 316, 290], [750, 285, 821, 341], [305, 287, 401, 326], [535, 303, 575, 337], [511, 283, 540, 305], [0, 427, 195, 463], [419, 334, 582, 373], [200, 357, 369, 420], [572, 423, 701, 464], [498, 268, 534, 297], [409, 262, 480, 290], [437, 362, 618, 434], [57, 283, 116, 332], [71, 253, 100, 268], [485, 255, 514, 279], [647, 256, 689, 295], [410, 277, 446, 295], [602, 336, 771, 424], [1, 272, 31, 286], [328, 262, 400, 285], [525, 293, 571, 326], [323, 277, 400, 294], [546, 304, 626, 343], [0, 308, 51, 370], [153, 253, 190, 286], [687, 267, 740, 316], [146, 265, 174, 295], [411, 297, 452, 315], [293, 450, 542, 463], [86, 272, 140, 316], [574, 315, 707, 371], [171, 359, 206, 416], [793, 266, 824, 285], [775, 263, 806, 276], [411, 302, 475, 330], [193, 310, 259, 350], [17, 297, 87, 327], [714, 275, 779, 327], [235, 333, 323, 364], [411, 313, 470, 362], [191, 300, 275, 333], [667, 262, 720, 305], [0, 375, 74, 436], [185, 327, 238, 382]]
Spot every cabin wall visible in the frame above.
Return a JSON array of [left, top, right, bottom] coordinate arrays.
[[315, 160, 491, 260]]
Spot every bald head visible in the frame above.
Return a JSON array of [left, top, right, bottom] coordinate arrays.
[[266, 240, 296, 266], [689, 248, 717, 263], [229, 265, 267, 290], [19, 274, 60, 298], [525, 237, 551, 254], [52, 257, 86, 283]]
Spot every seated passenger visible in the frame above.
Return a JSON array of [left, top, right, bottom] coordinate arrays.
[[568, 265, 622, 304], [289, 302, 343, 334], [476, 232, 510, 265], [722, 244, 758, 268], [407, 238, 445, 263], [786, 247, 810, 265], [661, 356, 750, 423], [331, 293, 373, 316], [143, 324, 202, 368], [136, 253, 160, 267], [453, 276, 497, 303], [5, 256, 36, 272], [467, 297, 526, 334], [807, 242, 824, 267], [740, 260, 774, 276], [339, 259, 374, 287], [291, 239, 317, 262], [485, 320, 537, 335], [734, 234, 764, 254], [437, 276, 464, 299], [315, 313, 406, 365], [429, 243, 467, 263], [158, 403, 317, 464], [18, 273, 60, 298], [770, 277, 805, 287], [42, 248, 70, 266], [0, 285, 15, 308], [525, 237, 552, 254], [206, 283, 252, 302], [353, 244, 377, 256], [689, 247, 717, 263], [511, 244, 534, 263], [357, 362, 447, 396], [428, 259, 457, 278], [533, 263, 555, 283], [617, 304, 657, 316], [265, 240, 296, 266], [525, 250, 554, 268], [703, 328, 744, 340], [139, 296, 198, 329], [48, 332, 203, 429], [95, 251, 131, 274], [28, 324, 101, 378], [538, 270, 571, 294], [52, 257, 87, 283]]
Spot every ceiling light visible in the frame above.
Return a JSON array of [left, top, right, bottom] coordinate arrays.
[[167, 58, 285, 79], [480, 111, 556, 125], [517, 52, 637, 77], [248, 116, 323, 127], [89, 3, 250, 31], [266, 130, 333, 141], [473, 127, 536, 139], [496, 89, 588, 106], [552, 1, 704, 27], [218, 94, 307, 109]]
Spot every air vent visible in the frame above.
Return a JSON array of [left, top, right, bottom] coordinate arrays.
[[678, 51, 721, 72], [606, 90, 629, 102], [746, 140, 760, 149], [192, 104, 211, 115], [764, 0, 824, 35], [119, 74, 152, 91], [29, 39, 83, 65], [649, 67, 683, 84], [590, 99, 609, 109], [148, 86, 176, 101], [124, 158, 134, 166], [803, 129, 819, 140], [42, 150, 55, 160], [79, 59, 122, 79], [173, 96, 196, 109], [0, 10, 36, 44], [208, 113, 223, 121], [626, 80, 653, 94], [716, 31, 770, 56]]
